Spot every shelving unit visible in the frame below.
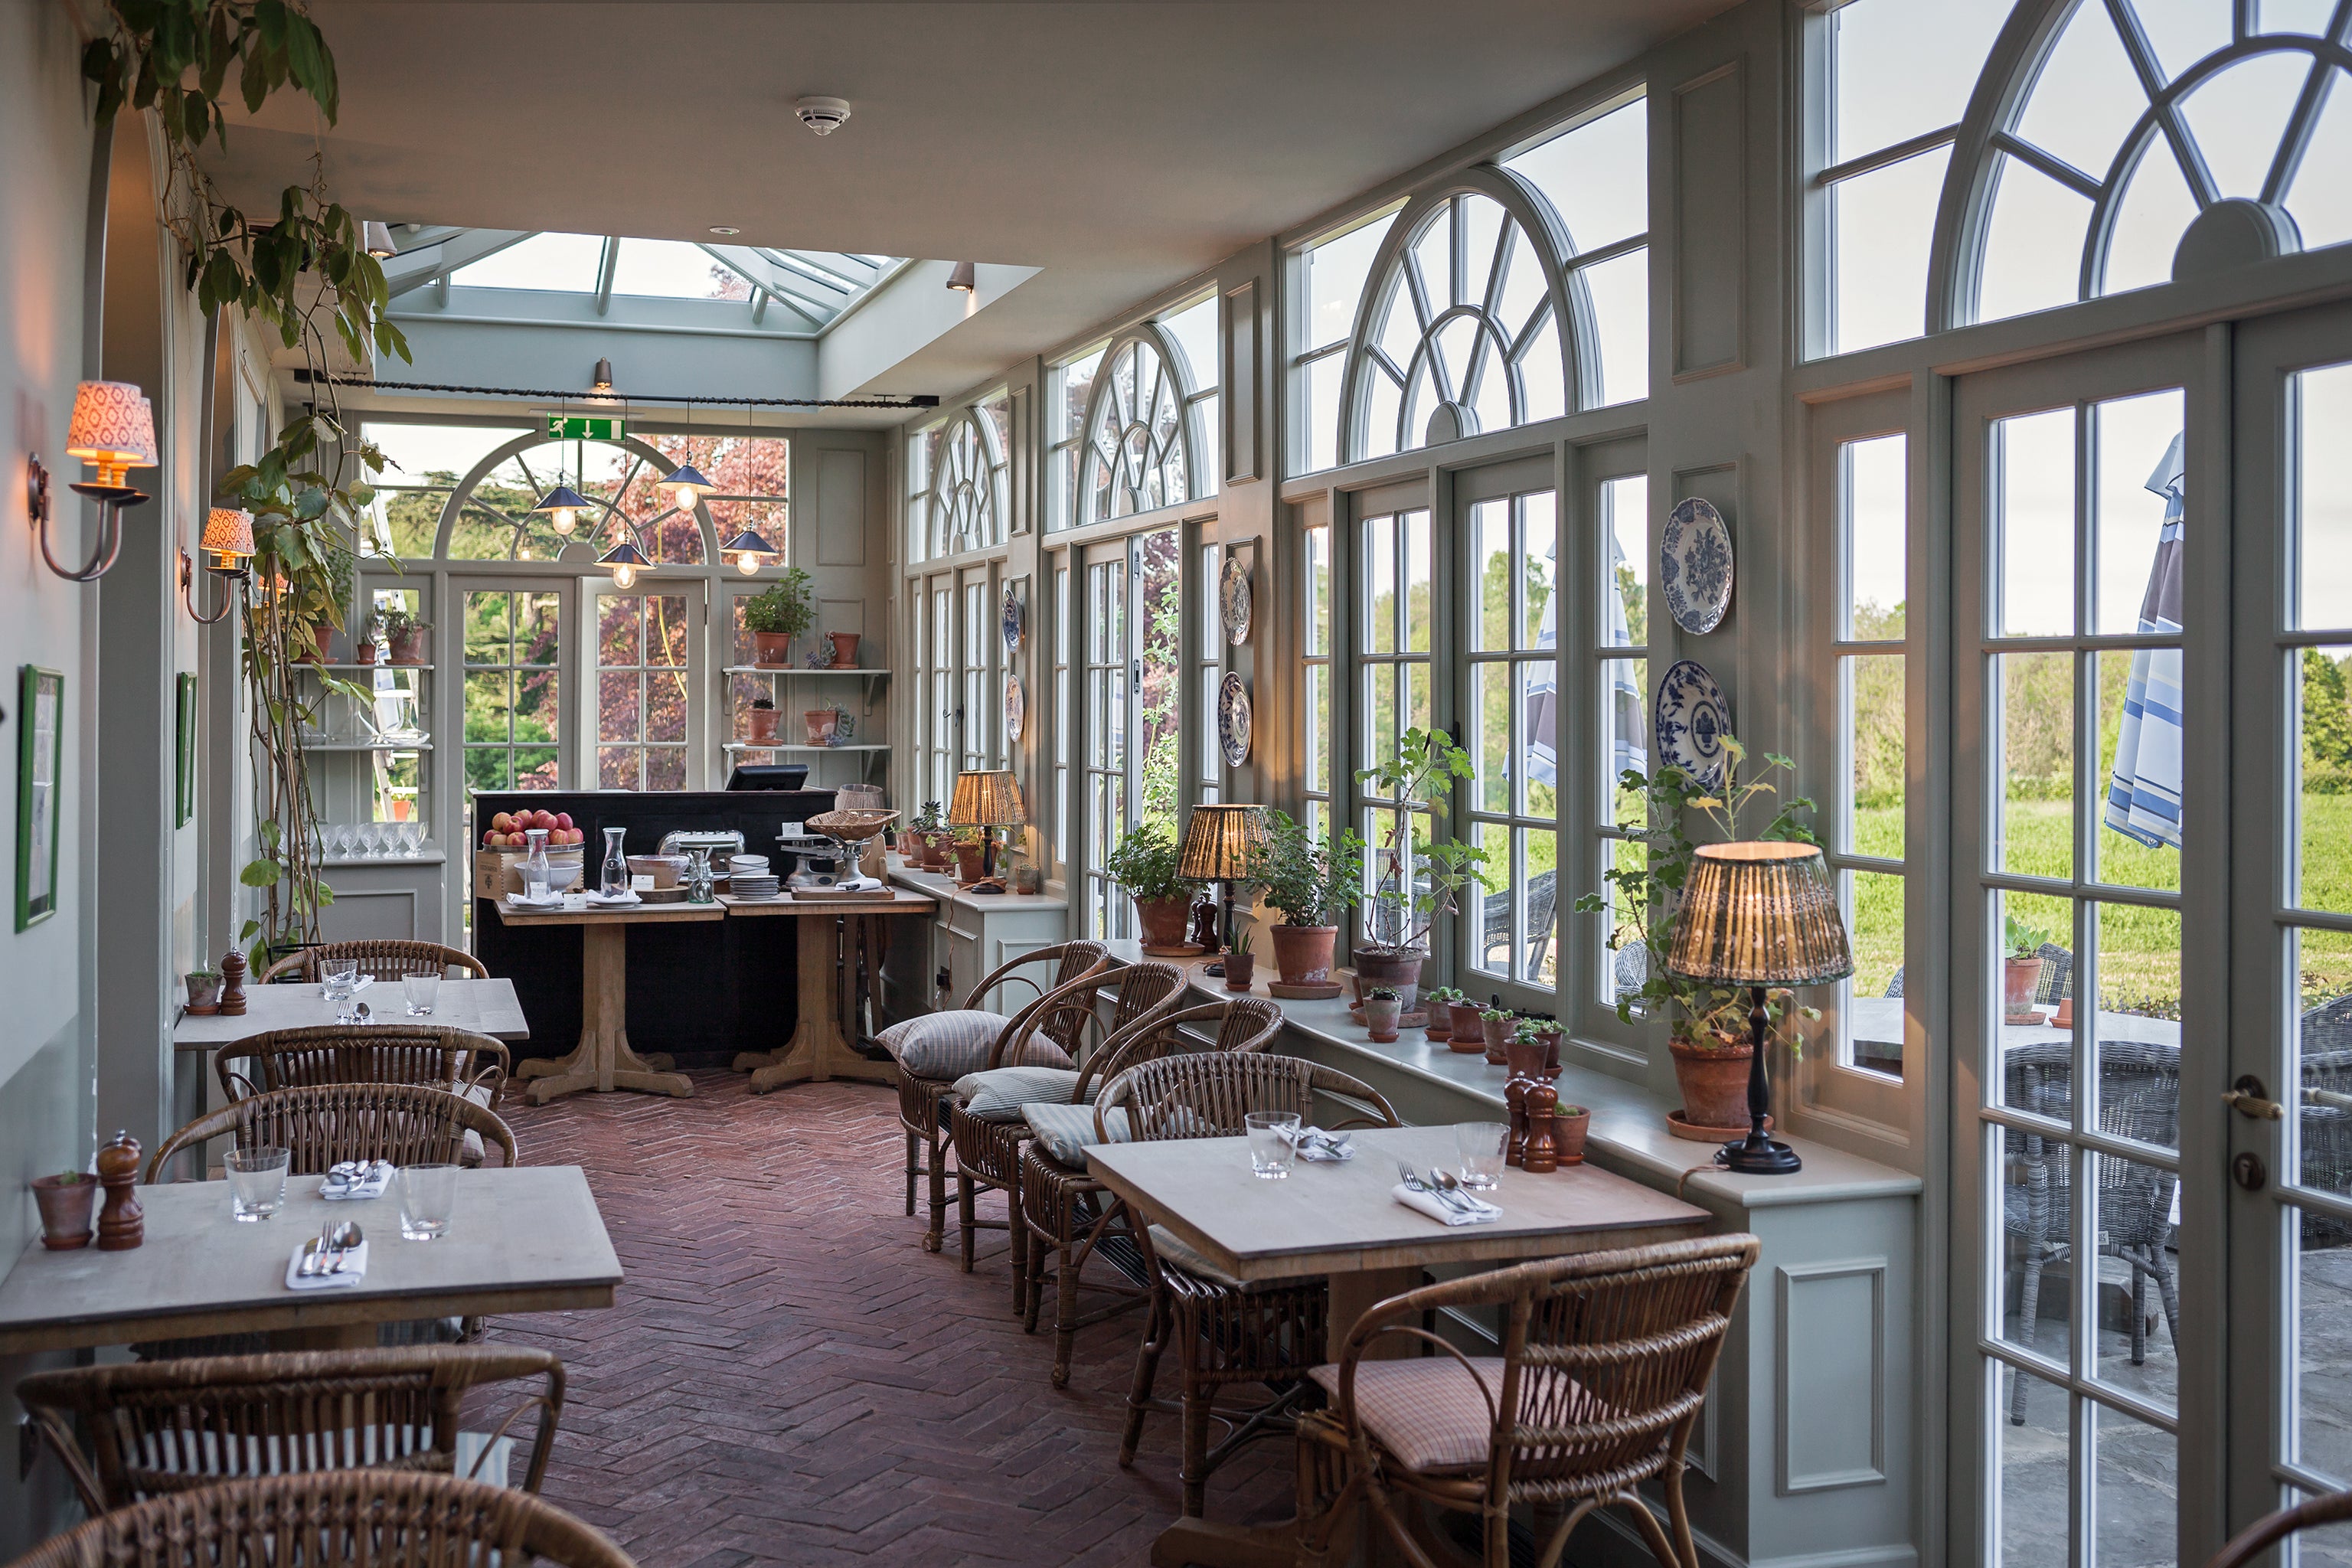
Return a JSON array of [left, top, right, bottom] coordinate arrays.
[[305, 740, 434, 753], [724, 665, 892, 787], [721, 740, 889, 782]]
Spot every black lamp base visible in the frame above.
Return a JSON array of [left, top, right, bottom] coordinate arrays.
[[1717, 1135, 1803, 1174], [1723, 982, 1803, 1175], [1202, 960, 1225, 976]]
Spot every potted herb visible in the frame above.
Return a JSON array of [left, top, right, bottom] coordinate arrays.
[[32, 1169, 96, 1250], [1102, 824, 1203, 952], [745, 694, 779, 746], [383, 608, 430, 665], [1224, 928, 1256, 992], [185, 967, 224, 1015], [1353, 727, 1481, 1004], [742, 569, 815, 665], [1479, 1006, 1516, 1063], [908, 800, 950, 869], [1577, 739, 1821, 1131], [1423, 986, 1463, 1043], [2004, 914, 2048, 1022], [1361, 986, 1403, 1044], [1256, 810, 1365, 988]]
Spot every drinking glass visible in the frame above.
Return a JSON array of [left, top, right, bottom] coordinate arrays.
[[397, 1164, 460, 1240], [403, 822, 425, 856], [402, 972, 440, 1016], [224, 1145, 289, 1220], [1245, 1112, 1301, 1180], [357, 822, 382, 859], [322, 957, 359, 1004], [1455, 1122, 1511, 1191]]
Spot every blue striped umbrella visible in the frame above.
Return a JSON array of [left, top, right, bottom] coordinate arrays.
[[2103, 433, 2185, 851]]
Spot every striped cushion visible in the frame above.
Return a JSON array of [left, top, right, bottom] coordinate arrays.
[[875, 1011, 1073, 1080], [1022, 1102, 1132, 1168], [956, 1066, 1098, 1122], [1308, 1357, 1508, 1472]]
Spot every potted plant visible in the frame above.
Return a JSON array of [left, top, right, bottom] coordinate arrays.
[[1362, 986, 1403, 1044], [1423, 986, 1462, 1042], [828, 630, 861, 667], [745, 694, 779, 745], [1103, 823, 1203, 952], [952, 825, 988, 885], [1479, 1007, 1516, 1064], [185, 968, 224, 1015], [803, 707, 837, 745], [743, 570, 815, 666], [1524, 1013, 1563, 1071], [1447, 994, 1487, 1046], [1256, 809, 1365, 988], [1551, 1103, 1592, 1165], [354, 612, 380, 665], [383, 608, 430, 665], [907, 800, 950, 868], [2004, 914, 2048, 1021], [1578, 738, 1821, 1131], [1224, 928, 1256, 991], [1353, 728, 1481, 1007], [32, 1170, 96, 1250]]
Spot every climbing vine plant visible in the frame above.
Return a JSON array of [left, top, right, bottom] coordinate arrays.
[[84, 0, 410, 962]]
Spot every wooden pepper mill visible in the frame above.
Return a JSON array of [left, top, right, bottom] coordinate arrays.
[[1521, 1077, 1560, 1174], [95, 1131, 143, 1251], [219, 949, 248, 1016], [1504, 1072, 1529, 1168]]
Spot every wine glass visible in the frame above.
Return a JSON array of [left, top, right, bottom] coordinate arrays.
[[357, 822, 382, 860]]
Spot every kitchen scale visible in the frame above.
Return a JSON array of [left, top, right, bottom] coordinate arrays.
[[782, 810, 899, 900]]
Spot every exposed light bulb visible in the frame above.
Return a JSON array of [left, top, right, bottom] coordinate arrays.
[[612, 562, 639, 590], [550, 508, 577, 535], [736, 552, 761, 575], [671, 485, 699, 514]]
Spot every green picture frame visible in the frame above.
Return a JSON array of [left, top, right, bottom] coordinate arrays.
[[175, 672, 198, 828], [16, 665, 63, 931]]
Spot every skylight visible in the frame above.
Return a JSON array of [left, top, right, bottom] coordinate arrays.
[[609, 240, 749, 300], [449, 232, 605, 292]]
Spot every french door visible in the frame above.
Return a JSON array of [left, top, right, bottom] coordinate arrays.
[[1080, 526, 1183, 939], [586, 580, 705, 790]]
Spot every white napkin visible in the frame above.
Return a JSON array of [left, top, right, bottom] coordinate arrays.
[[284, 1240, 369, 1290], [1392, 1183, 1502, 1227], [584, 890, 641, 907], [505, 892, 564, 911], [320, 1161, 394, 1200], [1278, 1125, 1354, 1162]]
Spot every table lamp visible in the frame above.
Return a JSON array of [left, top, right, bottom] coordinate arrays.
[[1178, 803, 1266, 975], [1664, 841, 1852, 1174], [948, 769, 1025, 886]]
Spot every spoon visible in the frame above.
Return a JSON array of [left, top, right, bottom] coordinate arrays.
[[325, 1220, 363, 1273], [1430, 1169, 1482, 1208]]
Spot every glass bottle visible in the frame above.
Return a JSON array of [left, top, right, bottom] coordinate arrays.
[[523, 828, 551, 903], [601, 826, 629, 897], [684, 846, 714, 904]]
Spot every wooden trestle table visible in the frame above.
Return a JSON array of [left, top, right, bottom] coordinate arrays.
[[489, 900, 717, 1103], [717, 889, 936, 1093]]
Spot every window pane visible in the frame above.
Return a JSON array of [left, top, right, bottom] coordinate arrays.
[[1303, 215, 1393, 355], [1507, 97, 1647, 253], [2092, 900, 2181, 1145], [1517, 663, 1556, 818], [1521, 492, 1557, 650], [2097, 646, 2184, 891], [2088, 1145, 2182, 1413], [1306, 524, 1331, 655], [1305, 666, 1329, 795], [2105, 140, 2200, 297], [1998, 652, 2076, 879], [1978, 153, 2092, 325], [1478, 663, 1511, 813], [1161, 296, 1218, 394], [474, 748, 518, 794], [2286, 70, 2352, 249], [2299, 648, 2352, 915], [2296, 1218, 2352, 1481], [598, 671, 640, 743], [1846, 654, 1906, 851], [2013, 1, 2148, 180], [1844, 433, 1907, 639], [1603, 475, 1648, 648], [1831, 146, 1950, 356], [1304, 352, 1344, 475], [1580, 248, 1650, 407], [1847, 869, 1906, 1076], [2298, 363, 2352, 631], [1998, 408, 2078, 639], [1831, 0, 2008, 165], [1404, 511, 1432, 653], [2094, 389, 2186, 635], [2092, 1403, 2176, 1566], [1995, 1367, 2071, 1568], [1603, 656, 1648, 819], [1368, 515, 1397, 655], [1474, 500, 1511, 653], [1472, 818, 1511, 977]]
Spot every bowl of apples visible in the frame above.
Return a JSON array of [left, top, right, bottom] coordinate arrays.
[[482, 807, 584, 851]]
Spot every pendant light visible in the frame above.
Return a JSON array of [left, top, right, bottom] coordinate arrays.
[[530, 399, 588, 534], [717, 410, 777, 573], [597, 534, 649, 590], [663, 462, 714, 514]]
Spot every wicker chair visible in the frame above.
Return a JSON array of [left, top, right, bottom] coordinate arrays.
[[18, 1346, 565, 1514], [895, 939, 1109, 1254], [1481, 871, 1557, 976], [6, 1472, 633, 1568], [259, 941, 489, 985], [2205, 1486, 2352, 1568], [1102, 1052, 1404, 1516], [951, 960, 1187, 1299], [149, 1082, 518, 1182], [1015, 997, 1285, 1387], [2298, 997, 2352, 1246], [216, 1025, 511, 1109], [1295, 1234, 1761, 1568]]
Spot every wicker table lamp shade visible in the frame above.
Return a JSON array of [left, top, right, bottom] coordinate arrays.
[[1177, 804, 1266, 883], [949, 769, 1026, 828]]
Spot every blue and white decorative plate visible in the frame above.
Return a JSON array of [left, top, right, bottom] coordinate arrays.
[[1220, 556, 1253, 645], [1001, 586, 1024, 651], [1660, 498, 1733, 635], [1217, 672, 1252, 766], [1004, 677, 1026, 743], [1655, 659, 1731, 790]]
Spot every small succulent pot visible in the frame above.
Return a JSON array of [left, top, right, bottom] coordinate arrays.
[[306, 625, 334, 662], [33, 1174, 96, 1250], [746, 704, 780, 745], [1504, 1031, 1547, 1082], [1448, 1000, 1488, 1052], [1551, 1106, 1591, 1165], [185, 969, 224, 1015], [1362, 990, 1403, 1044], [1480, 1011, 1516, 1065], [828, 632, 861, 667], [1423, 994, 1455, 1043], [1530, 1021, 1564, 1072], [1223, 950, 1256, 991], [354, 639, 378, 665], [803, 709, 838, 744]]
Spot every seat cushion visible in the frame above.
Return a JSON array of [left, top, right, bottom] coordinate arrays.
[[955, 1065, 1097, 1122], [1023, 1102, 1132, 1168], [875, 1011, 1073, 1080], [1308, 1357, 1508, 1472], [1149, 1225, 1318, 1292]]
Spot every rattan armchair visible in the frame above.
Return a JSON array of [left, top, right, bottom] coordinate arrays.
[[216, 1025, 511, 1109], [2205, 1486, 2352, 1568], [6, 1472, 632, 1568], [149, 1082, 518, 1182], [1102, 1051, 1403, 1516], [1016, 997, 1285, 1387], [952, 960, 1187, 1298], [895, 939, 1109, 1253], [18, 1345, 565, 1514], [1296, 1234, 1761, 1568], [259, 940, 489, 985]]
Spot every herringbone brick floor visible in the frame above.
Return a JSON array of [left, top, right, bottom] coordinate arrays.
[[484, 1071, 1293, 1566]]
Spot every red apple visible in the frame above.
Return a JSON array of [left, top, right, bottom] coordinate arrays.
[[554, 812, 574, 831], [534, 809, 557, 831], [490, 811, 515, 833]]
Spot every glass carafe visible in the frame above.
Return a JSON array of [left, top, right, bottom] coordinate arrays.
[[601, 826, 629, 897], [522, 828, 551, 902], [684, 846, 714, 904]]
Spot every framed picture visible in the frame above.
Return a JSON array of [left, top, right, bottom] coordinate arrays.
[[16, 665, 63, 931], [175, 672, 198, 828]]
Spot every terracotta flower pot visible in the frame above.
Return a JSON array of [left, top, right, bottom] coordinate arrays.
[[752, 632, 792, 667], [1135, 895, 1196, 951], [828, 632, 861, 667], [1670, 1037, 1756, 1129], [389, 628, 427, 665], [1448, 1000, 1487, 1045], [1424, 1003, 1453, 1044], [804, 709, 837, 744], [746, 707, 779, 745], [185, 972, 224, 1015], [954, 844, 988, 884], [1480, 1014, 1515, 1064], [1504, 1033, 1546, 1080], [1362, 995, 1403, 1044], [1354, 949, 1425, 1012], [2004, 956, 2046, 1020], [1223, 952, 1256, 991], [1551, 1106, 1591, 1165], [307, 626, 333, 662], [921, 831, 954, 870], [354, 640, 378, 665], [1269, 925, 1338, 986], [1531, 1024, 1563, 1072], [32, 1175, 96, 1250]]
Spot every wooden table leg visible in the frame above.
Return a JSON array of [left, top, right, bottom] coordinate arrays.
[[527, 924, 694, 1104], [1326, 1264, 1425, 1361], [269, 1322, 375, 1351], [743, 915, 898, 1093]]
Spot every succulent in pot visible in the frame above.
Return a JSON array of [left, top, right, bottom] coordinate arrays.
[[1479, 1007, 1516, 1064], [745, 694, 779, 745], [185, 968, 225, 1015], [1423, 986, 1463, 1041], [1550, 1103, 1592, 1165], [33, 1170, 96, 1250], [951, 825, 988, 884], [1361, 986, 1404, 1043], [907, 800, 952, 867], [1102, 824, 1204, 952], [1223, 928, 1256, 991]]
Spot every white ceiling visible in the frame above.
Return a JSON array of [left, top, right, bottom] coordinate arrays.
[[209, 0, 1733, 403]]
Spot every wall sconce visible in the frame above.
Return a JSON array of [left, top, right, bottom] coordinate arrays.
[[180, 508, 255, 624], [946, 260, 978, 318], [30, 380, 157, 581], [721, 526, 778, 575]]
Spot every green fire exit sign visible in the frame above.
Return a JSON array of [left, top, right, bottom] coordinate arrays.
[[545, 414, 626, 440]]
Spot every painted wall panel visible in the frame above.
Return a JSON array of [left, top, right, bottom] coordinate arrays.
[[816, 447, 867, 567], [1673, 61, 1747, 378]]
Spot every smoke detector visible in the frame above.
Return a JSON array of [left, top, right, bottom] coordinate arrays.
[[795, 96, 852, 136]]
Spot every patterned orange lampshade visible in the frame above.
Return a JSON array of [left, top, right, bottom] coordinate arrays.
[[65, 381, 157, 485], [201, 508, 256, 564], [949, 769, 1025, 827], [1178, 803, 1267, 883], [1665, 841, 1854, 986]]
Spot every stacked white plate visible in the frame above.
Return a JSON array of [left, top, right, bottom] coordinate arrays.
[[730, 874, 781, 899], [729, 854, 770, 876]]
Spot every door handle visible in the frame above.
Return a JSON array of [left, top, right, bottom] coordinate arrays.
[[2223, 1074, 2285, 1121]]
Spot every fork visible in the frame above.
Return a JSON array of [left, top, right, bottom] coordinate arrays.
[[1397, 1161, 1468, 1214]]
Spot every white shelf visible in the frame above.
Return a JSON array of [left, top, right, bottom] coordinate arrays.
[[724, 666, 890, 678], [297, 663, 434, 672], [304, 740, 433, 752], [721, 743, 887, 753], [322, 852, 447, 867]]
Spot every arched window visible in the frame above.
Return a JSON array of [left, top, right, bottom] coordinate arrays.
[[434, 432, 723, 565], [1077, 325, 1206, 524], [933, 405, 1005, 557]]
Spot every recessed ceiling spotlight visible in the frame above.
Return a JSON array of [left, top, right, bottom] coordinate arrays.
[[708, 226, 740, 236], [795, 96, 851, 136]]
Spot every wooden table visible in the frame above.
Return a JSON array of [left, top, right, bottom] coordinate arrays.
[[490, 900, 722, 1103], [0, 1166, 619, 1354], [1086, 1124, 1710, 1566], [172, 978, 530, 1049], [717, 890, 935, 1093]]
